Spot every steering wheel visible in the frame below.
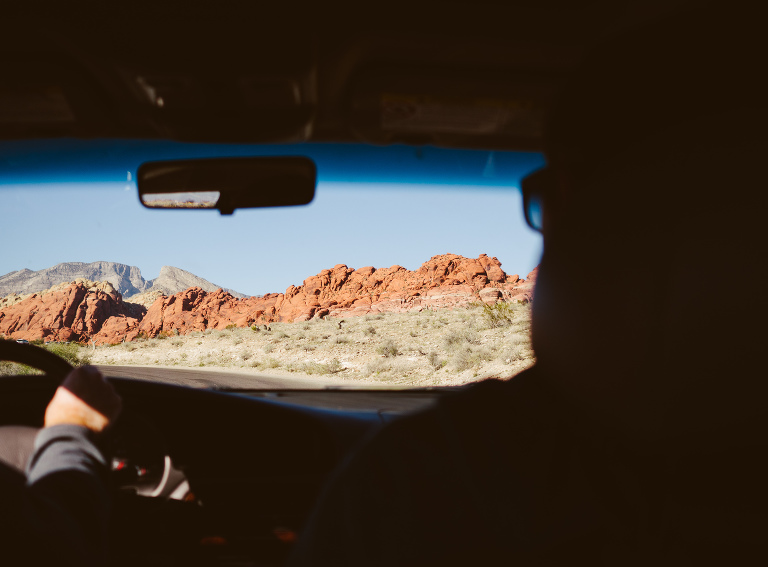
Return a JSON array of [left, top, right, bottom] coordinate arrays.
[[0, 340, 74, 378], [0, 341, 73, 472], [0, 341, 183, 498]]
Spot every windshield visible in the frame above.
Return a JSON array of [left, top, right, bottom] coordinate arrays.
[[1, 141, 543, 389]]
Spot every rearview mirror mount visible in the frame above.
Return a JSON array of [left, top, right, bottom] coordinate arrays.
[[137, 156, 316, 215]]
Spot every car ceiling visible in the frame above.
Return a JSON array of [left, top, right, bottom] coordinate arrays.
[[2, 1, 688, 151]]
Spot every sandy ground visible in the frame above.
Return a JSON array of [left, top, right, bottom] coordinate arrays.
[[89, 303, 535, 387]]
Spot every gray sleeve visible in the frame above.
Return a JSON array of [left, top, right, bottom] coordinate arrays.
[[19, 425, 111, 566], [26, 424, 107, 484]]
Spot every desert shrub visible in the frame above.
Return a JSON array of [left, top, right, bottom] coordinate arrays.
[[156, 330, 174, 339], [286, 361, 315, 374], [428, 351, 446, 370], [301, 323, 311, 330], [334, 336, 349, 344], [443, 328, 480, 348], [287, 358, 344, 375], [251, 325, 260, 332], [170, 338, 183, 346], [225, 324, 237, 330], [409, 330, 418, 337], [45, 342, 91, 366], [240, 350, 252, 361], [499, 344, 534, 364], [452, 346, 494, 372], [364, 358, 414, 381], [263, 344, 275, 354], [326, 358, 343, 373], [506, 333, 529, 346], [276, 332, 290, 339], [377, 339, 399, 357], [499, 345, 522, 363], [481, 301, 516, 328], [232, 337, 243, 345], [365, 358, 393, 377], [364, 326, 376, 336], [262, 358, 281, 369]]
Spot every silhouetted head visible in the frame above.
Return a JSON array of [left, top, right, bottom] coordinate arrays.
[[528, 6, 767, 443]]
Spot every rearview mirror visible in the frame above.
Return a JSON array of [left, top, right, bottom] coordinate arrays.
[[137, 156, 316, 215]]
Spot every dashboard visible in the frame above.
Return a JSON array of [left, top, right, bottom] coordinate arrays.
[[0, 372, 447, 566]]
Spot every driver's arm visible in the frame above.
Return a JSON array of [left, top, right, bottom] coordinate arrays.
[[6, 366, 121, 566]]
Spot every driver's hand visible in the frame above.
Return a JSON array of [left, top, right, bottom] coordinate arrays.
[[44, 366, 122, 433]]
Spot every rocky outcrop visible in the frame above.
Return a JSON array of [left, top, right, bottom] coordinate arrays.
[[129, 289, 282, 341], [271, 253, 534, 322], [0, 261, 246, 299], [0, 255, 536, 344], [0, 281, 144, 344], [132, 254, 536, 340]]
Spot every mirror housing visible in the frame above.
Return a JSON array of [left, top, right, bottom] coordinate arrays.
[[137, 156, 316, 214]]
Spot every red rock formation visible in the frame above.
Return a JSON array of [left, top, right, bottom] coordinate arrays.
[[129, 288, 282, 341], [0, 255, 536, 344], [133, 254, 536, 338], [0, 281, 144, 344]]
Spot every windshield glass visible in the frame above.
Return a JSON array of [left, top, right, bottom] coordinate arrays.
[[1, 141, 543, 389]]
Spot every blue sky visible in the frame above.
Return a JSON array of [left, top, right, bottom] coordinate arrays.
[[0, 142, 544, 297]]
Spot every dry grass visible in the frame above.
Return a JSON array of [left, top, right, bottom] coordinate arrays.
[[89, 302, 535, 387]]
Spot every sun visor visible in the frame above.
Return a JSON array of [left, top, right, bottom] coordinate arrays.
[[117, 69, 316, 143], [348, 68, 557, 151], [0, 56, 122, 139]]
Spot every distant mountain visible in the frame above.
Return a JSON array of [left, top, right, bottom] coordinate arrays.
[[0, 262, 148, 298], [0, 261, 246, 299], [146, 266, 245, 299]]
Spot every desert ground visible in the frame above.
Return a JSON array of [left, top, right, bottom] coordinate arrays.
[[85, 302, 534, 387]]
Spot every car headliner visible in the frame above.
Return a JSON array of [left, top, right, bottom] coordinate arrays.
[[2, 1, 690, 150]]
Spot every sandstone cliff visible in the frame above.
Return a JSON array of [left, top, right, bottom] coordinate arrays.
[[0, 280, 144, 343], [128, 254, 536, 341]]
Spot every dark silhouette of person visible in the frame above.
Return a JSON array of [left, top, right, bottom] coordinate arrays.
[[289, 6, 767, 566], [0, 366, 121, 566]]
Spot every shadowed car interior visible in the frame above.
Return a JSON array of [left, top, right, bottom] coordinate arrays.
[[4, 1, 760, 566]]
